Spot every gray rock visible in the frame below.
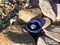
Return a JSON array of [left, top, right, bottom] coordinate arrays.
[[44, 25, 60, 42]]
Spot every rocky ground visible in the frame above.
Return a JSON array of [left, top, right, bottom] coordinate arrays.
[[0, 25, 35, 45], [0, 0, 60, 45]]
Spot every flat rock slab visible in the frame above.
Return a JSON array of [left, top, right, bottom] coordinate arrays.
[[44, 25, 60, 42], [37, 36, 60, 45], [19, 8, 42, 22], [39, 0, 60, 22], [37, 25, 60, 45]]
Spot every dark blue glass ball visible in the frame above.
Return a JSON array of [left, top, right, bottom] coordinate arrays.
[[26, 19, 44, 34]]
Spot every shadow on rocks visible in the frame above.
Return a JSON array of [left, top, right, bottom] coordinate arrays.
[[3, 31, 34, 44]]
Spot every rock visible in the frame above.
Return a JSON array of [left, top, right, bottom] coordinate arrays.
[[56, 4, 60, 22], [37, 36, 60, 45], [19, 8, 42, 22], [0, 26, 35, 45], [42, 17, 51, 29], [44, 25, 60, 42], [39, 0, 56, 23], [37, 36, 47, 45]]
